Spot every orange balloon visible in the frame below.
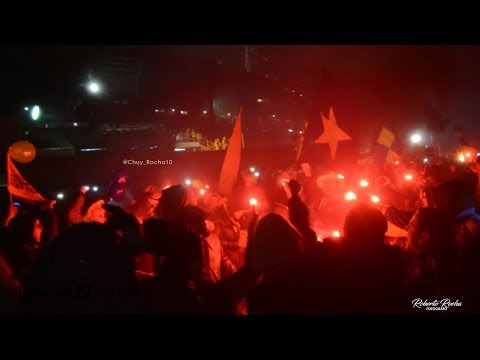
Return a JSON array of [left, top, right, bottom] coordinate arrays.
[[8, 141, 36, 163]]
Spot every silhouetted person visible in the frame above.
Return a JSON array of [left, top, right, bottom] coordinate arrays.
[[404, 208, 458, 306], [246, 213, 305, 314], [23, 221, 139, 314], [287, 179, 317, 251]]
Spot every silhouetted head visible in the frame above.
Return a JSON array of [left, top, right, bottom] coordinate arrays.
[[406, 207, 456, 256], [27, 222, 137, 314], [156, 184, 187, 219], [8, 212, 42, 244], [252, 213, 303, 273], [433, 175, 476, 217], [179, 205, 209, 238], [109, 183, 127, 203], [112, 169, 128, 184], [343, 203, 387, 250]]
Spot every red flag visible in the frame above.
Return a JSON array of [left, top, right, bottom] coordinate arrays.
[[7, 155, 45, 201], [218, 108, 242, 196]]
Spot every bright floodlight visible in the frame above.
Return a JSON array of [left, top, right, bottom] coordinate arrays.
[[88, 81, 100, 94], [410, 133, 422, 144], [185, 179, 192, 186], [254, 172, 260, 177], [332, 231, 340, 238], [92, 186, 99, 192], [56, 193, 64, 200], [199, 189, 205, 195], [24, 107, 29, 111], [404, 174, 413, 181], [84, 186, 90, 191], [249, 198, 258, 206], [73, 122, 78, 126], [337, 174, 345, 179], [31, 105, 40, 120]]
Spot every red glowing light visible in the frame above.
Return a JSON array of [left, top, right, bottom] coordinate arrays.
[[332, 231, 340, 238], [249, 198, 258, 206], [404, 174, 413, 181], [371, 195, 380, 203], [345, 191, 357, 201]]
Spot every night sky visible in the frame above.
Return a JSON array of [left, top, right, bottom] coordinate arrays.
[[2, 45, 480, 150]]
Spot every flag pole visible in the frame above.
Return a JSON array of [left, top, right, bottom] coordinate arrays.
[[6, 154, 13, 205]]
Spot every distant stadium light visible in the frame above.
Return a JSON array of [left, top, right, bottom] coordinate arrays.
[[30, 105, 41, 120], [87, 81, 101, 94], [410, 133, 422, 144]]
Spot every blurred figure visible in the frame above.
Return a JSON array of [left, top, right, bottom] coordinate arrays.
[[404, 208, 458, 302], [23, 221, 139, 314], [68, 186, 107, 225], [141, 206, 206, 314], [2, 212, 43, 282], [287, 179, 317, 251], [306, 203, 405, 314], [0, 253, 21, 314], [153, 184, 188, 220], [128, 185, 161, 224], [107, 169, 132, 208], [246, 213, 305, 314], [201, 218, 237, 285]]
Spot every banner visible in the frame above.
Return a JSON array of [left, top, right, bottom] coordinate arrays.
[[7, 155, 45, 201]]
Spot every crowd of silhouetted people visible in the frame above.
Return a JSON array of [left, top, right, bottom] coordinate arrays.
[[1, 162, 480, 315]]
